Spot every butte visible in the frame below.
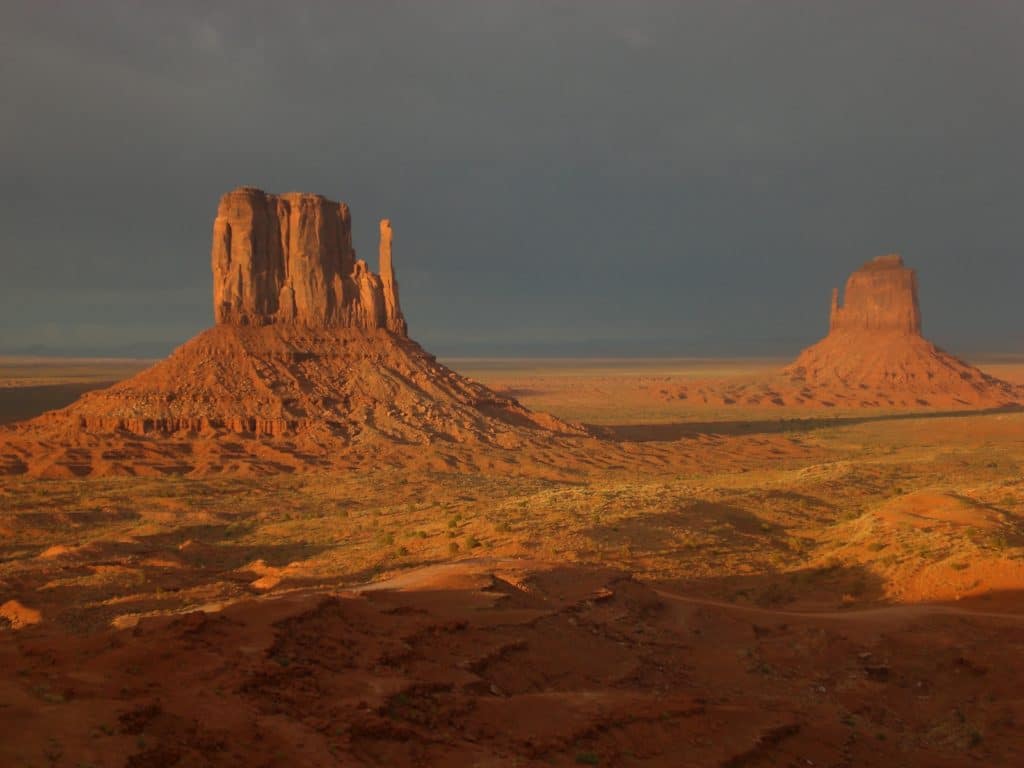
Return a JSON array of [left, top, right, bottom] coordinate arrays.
[[784, 254, 1021, 408], [0, 187, 581, 478]]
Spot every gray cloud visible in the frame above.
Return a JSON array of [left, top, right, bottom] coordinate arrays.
[[1, 1, 1021, 356]]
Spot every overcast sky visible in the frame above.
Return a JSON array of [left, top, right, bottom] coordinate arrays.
[[1, 1, 1021, 357]]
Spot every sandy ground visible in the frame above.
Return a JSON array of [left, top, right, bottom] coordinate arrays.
[[2, 357, 1024, 766]]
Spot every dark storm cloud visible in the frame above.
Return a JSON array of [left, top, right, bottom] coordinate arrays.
[[1, 1, 1022, 356]]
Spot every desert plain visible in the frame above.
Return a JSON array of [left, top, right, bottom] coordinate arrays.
[[2, 354, 1024, 767]]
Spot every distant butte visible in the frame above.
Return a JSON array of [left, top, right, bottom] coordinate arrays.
[[0, 187, 580, 477], [784, 254, 1021, 406], [660, 254, 1022, 410], [827, 253, 921, 335]]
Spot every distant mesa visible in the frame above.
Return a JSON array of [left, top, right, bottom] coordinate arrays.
[[0, 187, 580, 478], [785, 254, 1021, 407]]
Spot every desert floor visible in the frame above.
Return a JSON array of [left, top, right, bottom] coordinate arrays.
[[2, 357, 1024, 767]]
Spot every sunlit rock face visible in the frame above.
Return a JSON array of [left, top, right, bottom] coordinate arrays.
[[828, 254, 922, 336], [211, 187, 405, 334]]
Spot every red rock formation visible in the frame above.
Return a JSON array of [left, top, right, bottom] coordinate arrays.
[[828, 254, 922, 335], [0, 187, 582, 477], [211, 187, 406, 333], [785, 254, 1021, 407]]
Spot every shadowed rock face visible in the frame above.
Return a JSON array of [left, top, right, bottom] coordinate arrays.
[[211, 187, 405, 334], [829, 254, 922, 335]]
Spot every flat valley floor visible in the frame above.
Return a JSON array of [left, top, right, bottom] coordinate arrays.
[[2, 357, 1024, 767]]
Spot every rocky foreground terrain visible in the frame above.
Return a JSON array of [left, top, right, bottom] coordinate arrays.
[[2, 403, 1024, 766]]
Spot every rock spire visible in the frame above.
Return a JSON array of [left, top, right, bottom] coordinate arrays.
[[378, 218, 407, 335]]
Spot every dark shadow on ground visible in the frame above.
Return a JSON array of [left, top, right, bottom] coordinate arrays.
[[592, 404, 1024, 441], [656, 563, 890, 610], [582, 502, 787, 554], [492, 387, 548, 399], [0, 382, 115, 425], [4, 560, 1022, 767]]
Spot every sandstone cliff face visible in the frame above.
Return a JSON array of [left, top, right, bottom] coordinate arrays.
[[829, 254, 921, 335], [212, 187, 405, 333]]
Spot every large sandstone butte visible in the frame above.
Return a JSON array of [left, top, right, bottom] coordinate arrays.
[[784, 254, 1021, 407], [0, 188, 581, 477], [211, 188, 406, 334]]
